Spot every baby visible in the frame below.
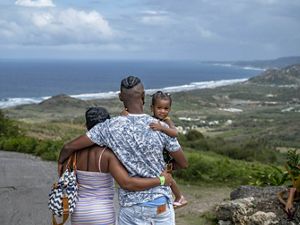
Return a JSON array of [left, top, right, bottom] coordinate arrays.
[[149, 91, 188, 209]]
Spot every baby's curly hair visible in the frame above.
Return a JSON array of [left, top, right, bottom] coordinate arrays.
[[151, 91, 172, 106]]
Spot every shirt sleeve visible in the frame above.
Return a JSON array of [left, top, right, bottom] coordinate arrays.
[[157, 120, 180, 152], [86, 120, 109, 146], [163, 134, 181, 152]]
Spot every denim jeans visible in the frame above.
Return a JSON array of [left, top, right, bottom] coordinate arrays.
[[118, 202, 175, 225]]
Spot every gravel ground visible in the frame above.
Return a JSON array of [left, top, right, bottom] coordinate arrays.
[[0, 151, 61, 225]]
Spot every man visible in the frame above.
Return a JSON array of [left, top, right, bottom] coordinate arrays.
[[58, 76, 188, 225]]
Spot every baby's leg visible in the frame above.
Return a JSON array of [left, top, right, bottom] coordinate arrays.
[[171, 179, 182, 202]]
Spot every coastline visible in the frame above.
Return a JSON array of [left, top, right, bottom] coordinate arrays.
[[0, 78, 247, 109]]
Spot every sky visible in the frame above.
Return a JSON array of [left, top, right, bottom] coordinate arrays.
[[0, 0, 299, 61]]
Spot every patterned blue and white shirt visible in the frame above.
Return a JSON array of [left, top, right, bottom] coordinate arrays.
[[86, 113, 181, 207]]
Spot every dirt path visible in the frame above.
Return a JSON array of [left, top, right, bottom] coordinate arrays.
[[0, 150, 232, 225], [175, 184, 232, 225], [0, 151, 60, 225]]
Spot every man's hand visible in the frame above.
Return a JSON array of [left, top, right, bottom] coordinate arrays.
[[149, 121, 164, 132]]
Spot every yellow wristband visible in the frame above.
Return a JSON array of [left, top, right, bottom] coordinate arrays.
[[159, 176, 165, 185]]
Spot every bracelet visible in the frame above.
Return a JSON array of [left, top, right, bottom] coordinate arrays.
[[159, 176, 165, 185]]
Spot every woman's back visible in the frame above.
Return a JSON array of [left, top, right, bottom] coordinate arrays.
[[71, 146, 115, 225]]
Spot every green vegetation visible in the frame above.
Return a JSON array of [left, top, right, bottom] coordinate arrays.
[[0, 109, 289, 187], [0, 110, 19, 137], [0, 110, 63, 161], [175, 150, 277, 186]]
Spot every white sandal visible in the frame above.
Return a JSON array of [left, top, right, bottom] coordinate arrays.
[[173, 196, 188, 209]]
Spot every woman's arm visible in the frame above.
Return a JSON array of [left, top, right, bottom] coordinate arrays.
[[107, 150, 172, 191]]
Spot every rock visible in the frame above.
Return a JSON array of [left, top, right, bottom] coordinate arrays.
[[216, 185, 300, 225], [216, 197, 255, 222], [230, 185, 286, 200], [248, 211, 278, 225]]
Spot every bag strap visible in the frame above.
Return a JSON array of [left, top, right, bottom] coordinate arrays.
[[52, 195, 69, 225], [65, 153, 77, 173], [98, 147, 107, 173], [52, 153, 77, 225]]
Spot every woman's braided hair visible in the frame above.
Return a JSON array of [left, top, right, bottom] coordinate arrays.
[[85, 107, 110, 130]]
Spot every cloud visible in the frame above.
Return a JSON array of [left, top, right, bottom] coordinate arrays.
[[140, 10, 171, 25], [15, 0, 55, 8], [196, 26, 216, 39], [255, 0, 278, 5], [1, 0, 300, 60], [0, 8, 115, 46]]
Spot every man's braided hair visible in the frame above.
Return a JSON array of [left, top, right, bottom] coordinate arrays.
[[120, 76, 141, 89]]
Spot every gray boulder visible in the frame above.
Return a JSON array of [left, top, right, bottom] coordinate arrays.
[[216, 186, 300, 225]]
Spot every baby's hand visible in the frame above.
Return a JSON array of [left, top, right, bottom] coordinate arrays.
[[149, 121, 163, 131], [120, 108, 128, 116]]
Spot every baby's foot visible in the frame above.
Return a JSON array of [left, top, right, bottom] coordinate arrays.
[[173, 195, 188, 209]]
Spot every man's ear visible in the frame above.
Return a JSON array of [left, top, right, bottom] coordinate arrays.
[[142, 91, 145, 105], [119, 92, 123, 102]]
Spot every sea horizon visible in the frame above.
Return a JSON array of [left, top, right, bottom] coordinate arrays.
[[0, 59, 263, 109]]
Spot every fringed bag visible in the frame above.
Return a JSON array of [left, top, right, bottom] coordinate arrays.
[[48, 153, 78, 225]]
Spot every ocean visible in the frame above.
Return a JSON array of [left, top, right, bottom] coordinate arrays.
[[0, 59, 264, 108]]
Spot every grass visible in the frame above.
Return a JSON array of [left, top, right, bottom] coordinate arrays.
[[174, 183, 231, 225]]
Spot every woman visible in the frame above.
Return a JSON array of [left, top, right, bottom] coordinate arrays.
[[62, 107, 172, 225]]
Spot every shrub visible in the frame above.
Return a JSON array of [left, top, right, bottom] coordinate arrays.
[[0, 136, 63, 161], [1, 138, 20, 151], [174, 151, 272, 185], [186, 130, 204, 141], [16, 137, 37, 154], [0, 110, 20, 137], [249, 166, 288, 186]]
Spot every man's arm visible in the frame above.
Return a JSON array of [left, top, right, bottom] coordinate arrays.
[[107, 150, 173, 191], [58, 134, 94, 175], [169, 148, 188, 169]]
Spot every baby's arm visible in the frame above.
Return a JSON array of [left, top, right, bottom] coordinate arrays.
[[149, 117, 178, 137], [163, 117, 178, 137]]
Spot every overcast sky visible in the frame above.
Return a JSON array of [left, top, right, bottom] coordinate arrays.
[[0, 0, 299, 61]]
